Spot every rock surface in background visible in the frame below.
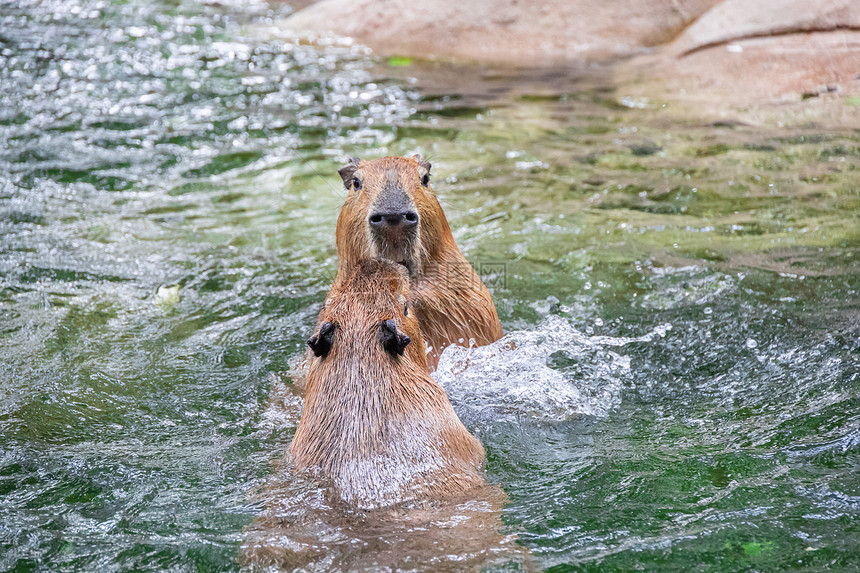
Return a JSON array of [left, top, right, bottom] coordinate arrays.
[[277, 0, 860, 109], [668, 0, 860, 56], [619, 0, 860, 104], [278, 0, 721, 64]]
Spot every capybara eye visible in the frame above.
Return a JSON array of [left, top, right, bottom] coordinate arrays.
[[404, 301, 409, 316], [352, 177, 362, 190], [420, 173, 430, 186]]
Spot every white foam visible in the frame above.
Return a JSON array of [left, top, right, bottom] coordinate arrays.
[[433, 314, 671, 422]]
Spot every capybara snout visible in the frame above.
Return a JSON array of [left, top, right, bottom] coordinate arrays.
[[368, 209, 419, 253]]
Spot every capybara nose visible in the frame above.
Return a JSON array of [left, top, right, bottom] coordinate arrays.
[[369, 211, 419, 229]]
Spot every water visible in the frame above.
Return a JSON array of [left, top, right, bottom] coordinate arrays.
[[435, 316, 673, 422], [1, 0, 858, 570]]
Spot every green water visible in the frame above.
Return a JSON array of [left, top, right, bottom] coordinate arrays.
[[1, 0, 859, 570]]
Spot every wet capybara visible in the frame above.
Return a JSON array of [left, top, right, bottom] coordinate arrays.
[[333, 155, 504, 369], [241, 259, 527, 571], [293, 258, 486, 508]]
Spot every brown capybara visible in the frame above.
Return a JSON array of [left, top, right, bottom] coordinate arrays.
[[241, 259, 527, 571], [293, 258, 486, 508], [333, 155, 504, 370]]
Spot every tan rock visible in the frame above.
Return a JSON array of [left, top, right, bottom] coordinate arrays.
[[273, 0, 860, 117], [618, 0, 860, 110], [668, 0, 860, 56], [622, 32, 860, 101], [278, 0, 721, 64]]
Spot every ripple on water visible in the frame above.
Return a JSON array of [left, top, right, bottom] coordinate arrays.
[[1, 0, 859, 569], [434, 314, 672, 422]]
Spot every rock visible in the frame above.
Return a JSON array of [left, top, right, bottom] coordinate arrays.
[[619, 32, 860, 103], [273, 0, 860, 115], [668, 0, 860, 56], [277, 0, 720, 64], [618, 0, 860, 107]]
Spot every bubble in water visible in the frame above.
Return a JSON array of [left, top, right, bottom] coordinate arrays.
[[433, 315, 672, 422], [531, 296, 560, 316]]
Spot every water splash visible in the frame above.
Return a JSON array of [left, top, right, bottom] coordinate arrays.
[[433, 314, 671, 421]]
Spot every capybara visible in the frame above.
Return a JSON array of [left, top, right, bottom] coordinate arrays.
[[293, 258, 486, 507], [240, 260, 527, 571], [333, 155, 504, 369]]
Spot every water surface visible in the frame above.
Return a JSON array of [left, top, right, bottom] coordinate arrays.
[[1, 0, 859, 570]]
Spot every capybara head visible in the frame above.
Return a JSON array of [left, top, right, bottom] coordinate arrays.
[[294, 259, 486, 509], [336, 155, 452, 277], [306, 258, 426, 369]]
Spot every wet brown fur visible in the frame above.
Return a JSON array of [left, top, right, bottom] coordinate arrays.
[[334, 155, 503, 369], [291, 259, 486, 508], [241, 261, 531, 570]]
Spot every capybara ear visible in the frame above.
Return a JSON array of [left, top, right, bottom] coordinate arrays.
[[308, 321, 335, 357], [337, 157, 361, 190], [412, 154, 431, 186], [380, 319, 410, 356]]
